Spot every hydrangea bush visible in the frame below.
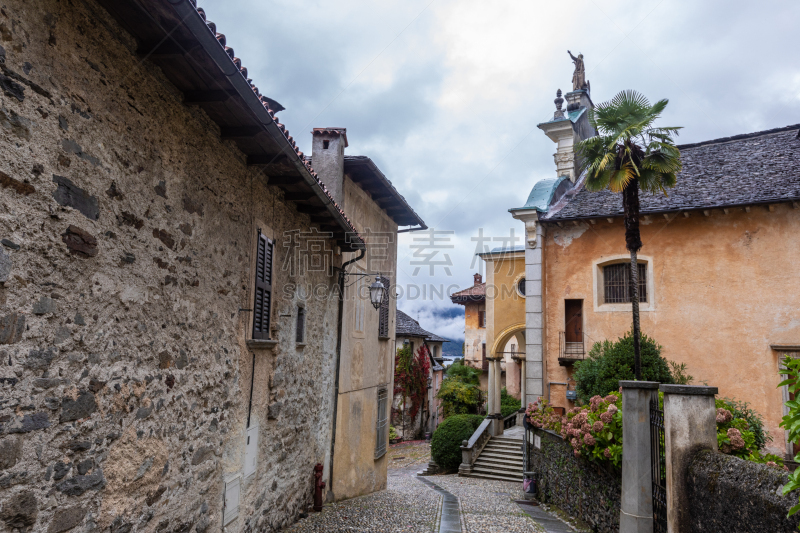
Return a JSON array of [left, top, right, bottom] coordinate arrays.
[[715, 399, 784, 467], [526, 392, 781, 471], [527, 393, 624, 468]]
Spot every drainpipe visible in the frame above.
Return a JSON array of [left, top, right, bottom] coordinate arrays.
[[328, 247, 365, 495]]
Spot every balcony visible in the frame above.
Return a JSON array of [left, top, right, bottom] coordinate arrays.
[[558, 331, 586, 366]]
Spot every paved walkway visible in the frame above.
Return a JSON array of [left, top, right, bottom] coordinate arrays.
[[286, 441, 580, 533]]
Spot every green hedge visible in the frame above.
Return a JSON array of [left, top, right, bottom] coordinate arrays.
[[500, 387, 521, 418], [430, 414, 484, 471]]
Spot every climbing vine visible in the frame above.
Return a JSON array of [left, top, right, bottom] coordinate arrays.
[[394, 344, 431, 420]]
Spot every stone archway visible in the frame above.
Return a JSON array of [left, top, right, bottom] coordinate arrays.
[[491, 324, 526, 400]]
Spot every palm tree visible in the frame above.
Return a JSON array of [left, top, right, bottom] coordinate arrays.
[[576, 90, 682, 380]]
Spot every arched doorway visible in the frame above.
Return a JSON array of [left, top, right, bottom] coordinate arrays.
[[491, 324, 526, 400]]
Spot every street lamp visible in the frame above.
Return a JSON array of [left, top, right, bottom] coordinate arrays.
[[369, 275, 385, 310]]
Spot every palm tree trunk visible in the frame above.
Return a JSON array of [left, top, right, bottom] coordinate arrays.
[[623, 177, 643, 380]]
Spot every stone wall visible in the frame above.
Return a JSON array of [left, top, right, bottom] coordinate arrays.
[[529, 429, 621, 533], [0, 1, 341, 531], [685, 450, 800, 532]]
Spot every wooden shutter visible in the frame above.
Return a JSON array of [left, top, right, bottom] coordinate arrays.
[[378, 276, 390, 339], [252, 231, 273, 340], [375, 388, 388, 458]]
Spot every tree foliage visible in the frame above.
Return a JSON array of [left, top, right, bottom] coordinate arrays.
[[779, 356, 800, 520], [576, 90, 682, 380], [394, 344, 431, 420], [573, 332, 673, 403], [430, 414, 484, 471], [436, 360, 482, 418]]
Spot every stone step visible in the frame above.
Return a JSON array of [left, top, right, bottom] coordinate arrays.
[[465, 470, 524, 483], [484, 441, 523, 449], [472, 465, 524, 478], [475, 455, 523, 467], [473, 460, 522, 473], [492, 437, 523, 444], [478, 450, 523, 460], [481, 446, 523, 457]]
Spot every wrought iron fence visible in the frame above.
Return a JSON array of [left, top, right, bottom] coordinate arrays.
[[650, 394, 667, 533]]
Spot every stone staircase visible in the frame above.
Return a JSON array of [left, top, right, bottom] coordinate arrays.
[[463, 436, 524, 483]]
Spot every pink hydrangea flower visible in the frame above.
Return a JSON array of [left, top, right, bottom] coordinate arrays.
[[583, 433, 596, 446], [593, 421, 604, 432], [604, 394, 618, 404], [581, 423, 591, 434], [607, 404, 618, 415], [574, 450, 581, 458], [600, 412, 613, 424], [603, 448, 612, 459], [716, 408, 733, 424], [727, 428, 745, 450]]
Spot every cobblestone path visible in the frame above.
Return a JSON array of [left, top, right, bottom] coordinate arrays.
[[286, 442, 576, 533]]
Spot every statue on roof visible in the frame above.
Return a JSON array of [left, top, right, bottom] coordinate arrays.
[[568, 50, 588, 91]]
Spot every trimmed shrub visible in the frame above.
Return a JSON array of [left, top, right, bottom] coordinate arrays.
[[430, 414, 484, 471], [573, 331, 673, 403], [500, 387, 521, 418]]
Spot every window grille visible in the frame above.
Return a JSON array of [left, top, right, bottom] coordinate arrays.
[[252, 231, 274, 340], [296, 308, 305, 343], [378, 276, 390, 338], [375, 388, 388, 458], [603, 263, 647, 304]]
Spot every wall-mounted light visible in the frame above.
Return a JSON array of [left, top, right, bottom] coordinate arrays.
[[369, 275, 385, 310]]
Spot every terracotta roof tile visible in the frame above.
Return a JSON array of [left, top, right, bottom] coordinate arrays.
[[450, 283, 486, 304]]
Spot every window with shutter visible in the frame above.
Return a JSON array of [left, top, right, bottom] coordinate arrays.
[[252, 231, 274, 340], [378, 275, 390, 339], [375, 388, 388, 458]]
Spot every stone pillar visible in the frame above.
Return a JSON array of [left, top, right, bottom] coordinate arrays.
[[619, 381, 659, 533], [517, 357, 527, 425], [524, 222, 545, 408], [660, 384, 718, 533], [494, 359, 502, 415], [507, 358, 521, 399], [486, 357, 495, 416]]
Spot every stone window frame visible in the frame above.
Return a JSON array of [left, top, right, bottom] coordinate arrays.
[[514, 273, 526, 298], [592, 254, 655, 313]]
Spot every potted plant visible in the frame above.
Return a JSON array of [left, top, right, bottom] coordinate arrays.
[[389, 426, 400, 445]]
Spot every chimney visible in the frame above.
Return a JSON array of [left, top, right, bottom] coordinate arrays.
[[473, 273, 482, 286], [311, 128, 348, 207]]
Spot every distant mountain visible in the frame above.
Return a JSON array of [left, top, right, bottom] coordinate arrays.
[[440, 339, 464, 360]]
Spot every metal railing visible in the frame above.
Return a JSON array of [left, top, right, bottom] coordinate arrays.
[[503, 412, 517, 430], [558, 331, 586, 364]]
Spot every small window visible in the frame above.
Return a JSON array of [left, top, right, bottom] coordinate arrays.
[[604, 263, 647, 303], [375, 388, 388, 458], [296, 308, 305, 343], [478, 310, 486, 328], [517, 278, 526, 297], [323, 139, 330, 149]]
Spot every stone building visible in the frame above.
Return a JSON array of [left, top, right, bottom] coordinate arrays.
[[0, 0, 422, 531], [508, 75, 800, 454], [392, 310, 448, 439], [311, 130, 426, 501], [451, 274, 487, 374]]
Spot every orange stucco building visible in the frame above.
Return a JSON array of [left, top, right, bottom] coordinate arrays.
[[509, 117, 800, 456]]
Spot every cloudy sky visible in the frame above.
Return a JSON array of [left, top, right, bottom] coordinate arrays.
[[202, 0, 799, 342]]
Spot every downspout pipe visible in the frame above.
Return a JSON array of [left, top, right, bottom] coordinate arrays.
[[328, 247, 366, 494]]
